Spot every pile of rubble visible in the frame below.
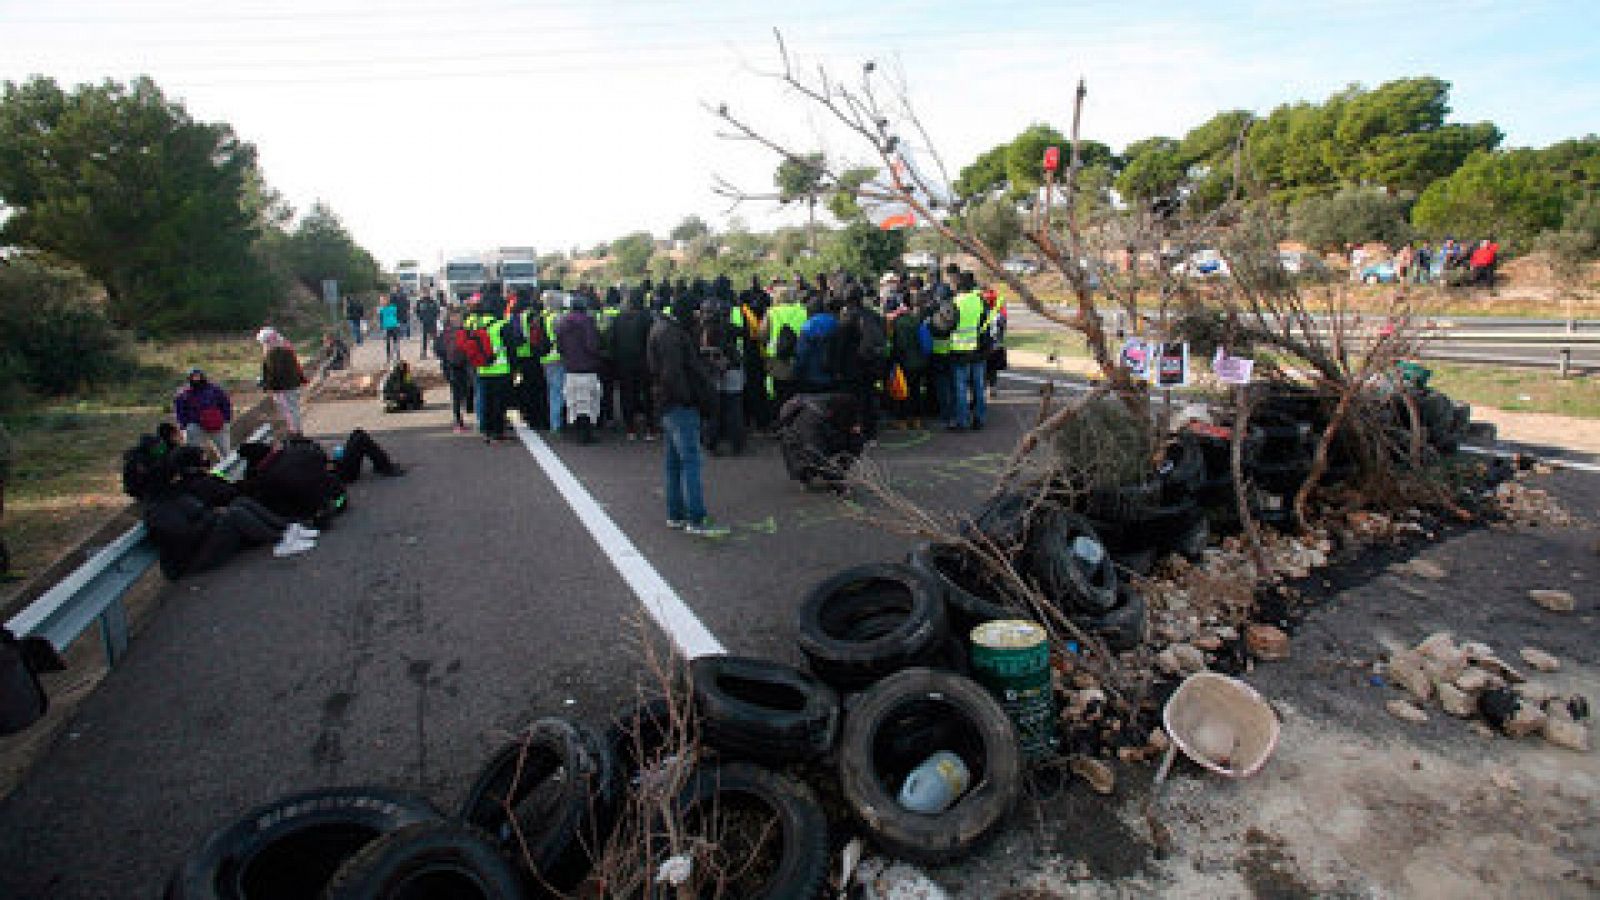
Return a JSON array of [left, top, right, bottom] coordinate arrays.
[[1381, 631, 1590, 752]]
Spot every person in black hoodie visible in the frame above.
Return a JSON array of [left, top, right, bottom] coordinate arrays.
[[610, 287, 657, 441], [142, 447, 315, 579], [237, 430, 403, 525], [647, 297, 727, 537]]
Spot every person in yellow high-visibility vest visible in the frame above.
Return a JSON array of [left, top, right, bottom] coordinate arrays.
[[508, 289, 549, 430], [948, 272, 988, 431], [539, 290, 566, 432], [758, 285, 807, 413], [473, 287, 514, 442]]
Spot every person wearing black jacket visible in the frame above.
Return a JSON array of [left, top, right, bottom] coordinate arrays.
[[142, 448, 315, 579], [610, 288, 657, 441], [647, 299, 727, 537], [344, 296, 366, 345], [776, 392, 865, 490], [237, 430, 403, 525]]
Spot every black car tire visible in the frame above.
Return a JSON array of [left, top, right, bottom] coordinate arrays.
[[1025, 511, 1119, 615], [796, 563, 949, 691], [907, 542, 1018, 634], [836, 668, 1021, 867], [690, 655, 839, 764], [323, 822, 524, 900], [165, 787, 442, 900]]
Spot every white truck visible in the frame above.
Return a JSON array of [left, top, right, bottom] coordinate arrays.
[[493, 246, 539, 297], [395, 260, 424, 296], [440, 256, 489, 304]]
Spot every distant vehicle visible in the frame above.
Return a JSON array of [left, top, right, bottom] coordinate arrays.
[[902, 251, 937, 270], [395, 260, 423, 295], [1360, 261, 1398, 284], [1276, 250, 1324, 276], [440, 256, 489, 303], [1171, 249, 1230, 278], [1002, 257, 1042, 276], [492, 246, 539, 296]]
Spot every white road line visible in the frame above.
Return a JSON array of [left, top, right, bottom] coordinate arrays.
[[514, 423, 727, 659]]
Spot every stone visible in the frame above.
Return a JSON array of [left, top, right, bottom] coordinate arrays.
[[1069, 755, 1116, 795], [1390, 558, 1447, 580], [1415, 632, 1457, 659], [1155, 648, 1183, 677], [1192, 634, 1223, 652], [1530, 589, 1576, 613], [1505, 704, 1548, 738], [1388, 651, 1435, 704], [1454, 668, 1492, 693], [1147, 727, 1170, 752], [1543, 718, 1591, 753], [1387, 699, 1429, 724], [1437, 682, 1476, 718], [1171, 643, 1208, 674], [1064, 688, 1106, 720], [1245, 624, 1291, 661], [1520, 647, 1561, 673], [1516, 682, 1559, 707]]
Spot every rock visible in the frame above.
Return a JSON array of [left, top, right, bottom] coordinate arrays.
[[1064, 688, 1106, 720], [1469, 653, 1526, 684], [1516, 681, 1559, 707], [1244, 624, 1290, 661], [1415, 632, 1457, 659], [1437, 682, 1476, 718], [1147, 727, 1169, 752], [1155, 648, 1183, 677], [1192, 634, 1223, 652], [1069, 755, 1116, 795], [1506, 704, 1548, 738], [1543, 718, 1591, 753], [1520, 647, 1561, 673], [1388, 651, 1435, 704], [1213, 625, 1239, 641], [1460, 641, 1496, 661], [1490, 769, 1521, 792], [1171, 643, 1208, 674], [1454, 668, 1492, 693], [1387, 699, 1429, 724], [1529, 589, 1576, 613], [1390, 558, 1447, 581]]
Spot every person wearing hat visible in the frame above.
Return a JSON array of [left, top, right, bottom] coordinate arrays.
[[174, 367, 234, 462], [257, 327, 308, 436]]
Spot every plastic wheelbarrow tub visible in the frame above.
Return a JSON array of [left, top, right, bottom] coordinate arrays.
[[1162, 672, 1279, 778]]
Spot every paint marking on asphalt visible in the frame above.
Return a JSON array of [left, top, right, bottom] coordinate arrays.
[[514, 423, 727, 659]]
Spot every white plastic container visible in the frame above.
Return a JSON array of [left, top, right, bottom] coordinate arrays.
[[898, 750, 971, 814]]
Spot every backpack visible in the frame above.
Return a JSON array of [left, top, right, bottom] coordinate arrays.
[[456, 327, 494, 368], [122, 435, 171, 500], [507, 312, 551, 359], [929, 297, 959, 337], [856, 310, 889, 378], [774, 324, 799, 361]]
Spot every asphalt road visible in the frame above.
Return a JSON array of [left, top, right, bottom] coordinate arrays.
[[0, 337, 1035, 899]]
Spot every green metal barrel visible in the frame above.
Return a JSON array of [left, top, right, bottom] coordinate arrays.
[[969, 620, 1055, 759]]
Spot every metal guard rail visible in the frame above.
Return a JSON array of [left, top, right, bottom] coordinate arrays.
[[4, 423, 272, 667]]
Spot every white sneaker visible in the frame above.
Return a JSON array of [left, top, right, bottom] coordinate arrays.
[[273, 537, 316, 558], [288, 523, 321, 541]]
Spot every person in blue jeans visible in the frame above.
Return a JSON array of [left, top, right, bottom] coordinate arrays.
[[646, 298, 728, 537]]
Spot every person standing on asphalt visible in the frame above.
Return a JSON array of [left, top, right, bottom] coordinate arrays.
[[540, 290, 567, 433], [393, 290, 412, 340], [474, 288, 514, 443], [378, 295, 402, 363], [344, 295, 366, 345], [257, 327, 307, 436], [647, 296, 728, 537], [888, 285, 931, 430], [555, 295, 604, 444], [415, 291, 441, 358], [793, 292, 840, 394], [611, 287, 657, 441], [507, 290, 549, 430], [435, 308, 474, 434], [173, 368, 233, 461], [947, 272, 988, 431]]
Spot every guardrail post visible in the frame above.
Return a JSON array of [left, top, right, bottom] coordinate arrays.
[[1559, 347, 1572, 378], [99, 597, 130, 665]]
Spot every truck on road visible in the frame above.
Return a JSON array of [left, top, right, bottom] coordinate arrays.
[[395, 260, 424, 295], [492, 246, 539, 296], [440, 256, 489, 304]]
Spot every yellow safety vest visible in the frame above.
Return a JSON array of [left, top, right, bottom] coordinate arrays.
[[540, 311, 561, 364], [476, 318, 511, 376], [513, 310, 536, 359], [950, 291, 984, 354], [765, 303, 807, 357]]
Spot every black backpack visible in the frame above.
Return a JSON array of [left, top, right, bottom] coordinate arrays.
[[856, 310, 889, 378], [122, 435, 172, 501]]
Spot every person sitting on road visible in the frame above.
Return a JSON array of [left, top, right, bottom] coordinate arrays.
[[380, 360, 425, 413], [142, 450, 318, 579], [238, 428, 405, 525], [776, 392, 866, 491], [121, 423, 185, 502]]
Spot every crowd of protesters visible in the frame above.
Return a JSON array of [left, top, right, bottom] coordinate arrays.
[[1349, 237, 1501, 287]]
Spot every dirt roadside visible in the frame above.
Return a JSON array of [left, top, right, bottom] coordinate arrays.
[[918, 468, 1599, 899]]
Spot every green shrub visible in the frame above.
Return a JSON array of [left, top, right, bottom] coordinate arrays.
[[0, 259, 133, 401]]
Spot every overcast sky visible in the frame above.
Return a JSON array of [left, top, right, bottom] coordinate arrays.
[[3, 0, 1596, 268]]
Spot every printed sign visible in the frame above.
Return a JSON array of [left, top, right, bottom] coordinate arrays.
[[1212, 347, 1255, 385], [1151, 342, 1189, 388], [1120, 338, 1151, 379]]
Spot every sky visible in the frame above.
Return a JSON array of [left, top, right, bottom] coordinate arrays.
[[3, 0, 1597, 269]]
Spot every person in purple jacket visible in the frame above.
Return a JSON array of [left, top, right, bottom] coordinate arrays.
[[174, 367, 233, 461]]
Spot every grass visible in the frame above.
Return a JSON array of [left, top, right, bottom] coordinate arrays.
[[1427, 364, 1600, 419], [1, 333, 277, 599]]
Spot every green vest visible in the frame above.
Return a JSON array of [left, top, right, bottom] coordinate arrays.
[[513, 310, 536, 359], [476, 318, 511, 376], [765, 303, 807, 357], [540, 311, 561, 364], [950, 291, 984, 354]]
